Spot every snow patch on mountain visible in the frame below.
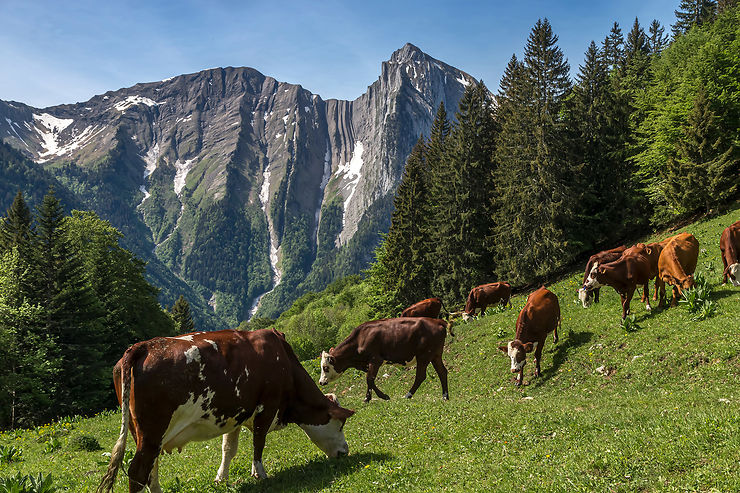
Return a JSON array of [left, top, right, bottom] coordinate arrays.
[[32, 113, 74, 162], [335, 141, 365, 227], [114, 96, 161, 113], [174, 158, 195, 195]]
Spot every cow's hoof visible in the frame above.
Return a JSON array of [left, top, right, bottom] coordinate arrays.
[[404, 392, 413, 399], [442, 393, 449, 400], [364, 396, 371, 403], [378, 393, 391, 401]]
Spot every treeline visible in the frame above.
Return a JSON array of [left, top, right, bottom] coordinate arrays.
[[0, 189, 175, 429], [368, 3, 739, 315]]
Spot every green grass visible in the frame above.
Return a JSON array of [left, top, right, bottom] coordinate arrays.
[[1, 203, 739, 492]]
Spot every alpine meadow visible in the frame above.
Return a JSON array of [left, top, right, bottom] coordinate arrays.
[[1, 2, 739, 492]]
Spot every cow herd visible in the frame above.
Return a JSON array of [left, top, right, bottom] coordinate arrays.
[[98, 220, 740, 492]]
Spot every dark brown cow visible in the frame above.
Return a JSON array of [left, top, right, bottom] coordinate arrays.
[[497, 286, 560, 386], [658, 232, 699, 307], [720, 220, 740, 286], [464, 282, 511, 320], [402, 297, 445, 318], [578, 245, 627, 307], [319, 317, 449, 402], [582, 245, 655, 319], [97, 329, 354, 493]]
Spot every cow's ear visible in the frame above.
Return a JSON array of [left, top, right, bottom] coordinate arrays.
[[598, 266, 607, 274], [523, 342, 534, 353], [498, 345, 508, 354], [329, 405, 355, 420]]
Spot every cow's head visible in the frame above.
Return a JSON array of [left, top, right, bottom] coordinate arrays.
[[726, 263, 740, 286], [578, 287, 593, 308], [681, 274, 696, 290], [299, 393, 354, 458], [583, 262, 605, 291], [319, 349, 341, 385], [498, 340, 536, 372]]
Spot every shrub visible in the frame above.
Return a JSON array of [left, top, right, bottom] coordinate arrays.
[[43, 437, 61, 454], [67, 434, 102, 452], [679, 271, 717, 320], [620, 314, 641, 333], [0, 473, 56, 493], [0, 444, 22, 464]]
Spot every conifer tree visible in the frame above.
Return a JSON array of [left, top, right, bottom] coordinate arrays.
[[0, 190, 33, 253], [493, 19, 576, 284], [717, 0, 738, 13], [172, 295, 195, 333], [663, 87, 739, 213], [648, 19, 670, 55], [430, 83, 497, 302], [602, 22, 625, 70], [673, 0, 718, 37]]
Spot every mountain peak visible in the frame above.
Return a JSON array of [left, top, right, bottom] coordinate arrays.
[[389, 43, 428, 64]]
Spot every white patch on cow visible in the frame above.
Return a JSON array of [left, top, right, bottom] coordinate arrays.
[[184, 346, 201, 364], [252, 459, 267, 479], [161, 388, 234, 454], [172, 334, 194, 342], [507, 341, 526, 372], [729, 263, 740, 286], [319, 351, 340, 385], [215, 429, 240, 483], [584, 262, 604, 289], [204, 339, 218, 351], [276, 356, 280, 361], [299, 417, 349, 458], [578, 287, 592, 308]]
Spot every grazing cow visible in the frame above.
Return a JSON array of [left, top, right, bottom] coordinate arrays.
[[658, 232, 699, 307], [464, 282, 511, 320], [720, 220, 740, 286], [319, 317, 449, 402], [582, 245, 655, 319], [97, 329, 354, 493], [498, 286, 560, 386], [578, 245, 627, 307]]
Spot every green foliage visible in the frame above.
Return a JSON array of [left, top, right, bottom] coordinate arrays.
[[673, 0, 718, 37], [0, 473, 56, 493], [620, 314, 641, 333], [66, 434, 101, 452], [171, 295, 194, 333], [679, 271, 718, 320], [42, 437, 60, 455], [0, 444, 22, 464]]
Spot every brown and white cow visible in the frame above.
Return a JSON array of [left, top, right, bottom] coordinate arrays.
[[720, 220, 740, 286], [578, 245, 627, 307], [402, 297, 446, 319], [582, 245, 655, 319], [464, 282, 511, 320], [319, 317, 449, 402], [498, 286, 560, 386], [97, 329, 354, 493], [658, 232, 699, 307]]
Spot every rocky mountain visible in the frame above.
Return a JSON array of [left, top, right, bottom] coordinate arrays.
[[0, 43, 475, 326]]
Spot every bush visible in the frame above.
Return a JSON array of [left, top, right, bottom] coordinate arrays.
[[67, 434, 102, 452], [0, 444, 22, 464], [679, 272, 717, 320], [620, 314, 641, 333]]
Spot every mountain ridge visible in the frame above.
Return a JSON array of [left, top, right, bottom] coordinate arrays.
[[0, 43, 476, 325]]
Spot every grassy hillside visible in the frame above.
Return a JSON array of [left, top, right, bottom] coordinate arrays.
[[1, 203, 738, 492]]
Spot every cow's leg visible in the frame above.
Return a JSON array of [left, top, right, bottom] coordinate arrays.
[[515, 367, 524, 386], [643, 283, 652, 311], [128, 440, 160, 493], [147, 457, 162, 493], [657, 278, 666, 307], [215, 428, 241, 483], [620, 288, 635, 320], [251, 412, 275, 480], [594, 287, 600, 303], [480, 304, 487, 317], [671, 285, 680, 307], [533, 341, 544, 378], [553, 319, 559, 344], [405, 360, 429, 399], [653, 277, 661, 301], [366, 359, 389, 402], [722, 255, 728, 284], [430, 356, 449, 400]]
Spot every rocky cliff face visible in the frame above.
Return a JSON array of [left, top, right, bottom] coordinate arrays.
[[0, 43, 474, 324]]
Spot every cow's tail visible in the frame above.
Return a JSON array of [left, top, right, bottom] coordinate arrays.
[[96, 345, 143, 493], [442, 318, 455, 338], [439, 299, 450, 319]]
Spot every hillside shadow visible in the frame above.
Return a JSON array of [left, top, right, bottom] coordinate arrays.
[[233, 452, 392, 492], [536, 329, 593, 385]]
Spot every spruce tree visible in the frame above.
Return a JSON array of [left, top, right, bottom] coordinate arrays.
[[648, 19, 670, 55], [0, 190, 33, 253], [172, 295, 195, 333], [717, 0, 738, 13], [673, 0, 718, 37], [492, 19, 576, 284], [602, 22, 624, 70], [663, 87, 739, 213]]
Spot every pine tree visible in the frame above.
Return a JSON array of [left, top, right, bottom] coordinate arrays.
[[33, 188, 107, 416], [172, 295, 195, 333], [0, 190, 33, 253], [429, 83, 497, 302], [625, 18, 650, 66], [717, 0, 738, 13], [648, 19, 670, 55], [493, 19, 577, 284], [673, 0, 717, 37], [602, 22, 624, 70], [663, 87, 739, 213]]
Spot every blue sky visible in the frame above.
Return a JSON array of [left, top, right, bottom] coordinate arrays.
[[0, 0, 677, 108]]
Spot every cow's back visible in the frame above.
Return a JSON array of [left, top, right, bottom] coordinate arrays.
[[402, 298, 442, 318], [352, 318, 446, 362], [659, 233, 699, 279], [515, 287, 560, 339]]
